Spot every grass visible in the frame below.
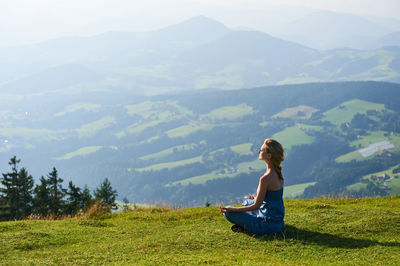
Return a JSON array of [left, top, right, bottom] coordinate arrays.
[[170, 159, 265, 186], [76, 116, 116, 138], [272, 105, 318, 120], [166, 123, 214, 138], [335, 131, 400, 163], [283, 182, 316, 199], [230, 142, 254, 156], [0, 128, 64, 141], [202, 103, 255, 121], [322, 99, 385, 126], [136, 156, 203, 172], [272, 125, 315, 151], [139, 143, 198, 161], [346, 163, 400, 195], [1, 196, 399, 264], [54, 103, 101, 117], [55, 146, 104, 160]]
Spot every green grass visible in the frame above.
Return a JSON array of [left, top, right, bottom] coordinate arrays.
[[136, 156, 203, 172], [202, 103, 255, 121], [230, 142, 254, 156], [1, 196, 399, 264], [166, 123, 214, 138], [283, 182, 316, 199], [272, 125, 315, 151], [125, 101, 192, 119], [335, 131, 400, 163], [272, 105, 318, 120], [76, 116, 116, 138], [0, 128, 64, 141], [170, 159, 265, 186], [322, 99, 385, 126], [139, 143, 198, 161], [55, 146, 104, 160], [347, 164, 400, 195], [54, 103, 101, 117]]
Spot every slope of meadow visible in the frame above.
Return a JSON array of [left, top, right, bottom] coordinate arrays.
[[1, 196, 399, 265]]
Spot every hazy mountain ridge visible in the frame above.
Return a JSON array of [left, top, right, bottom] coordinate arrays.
[[1, 16, 400, 95]]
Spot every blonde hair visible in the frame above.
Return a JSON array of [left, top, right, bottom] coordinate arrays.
[[264, 138, 285, 180]]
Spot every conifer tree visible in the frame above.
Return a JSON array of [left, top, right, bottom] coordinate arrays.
[[0, 156, 20, 219], [46, 167, 66, 216], [33, 176, 50, 217], [81, 184, 93, 210], [94, 178, 118, 212], [16, 167, 34, 219], [65, 181, 82, 215]]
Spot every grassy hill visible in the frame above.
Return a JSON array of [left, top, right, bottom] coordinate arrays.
[[1, 196, 399, 265]]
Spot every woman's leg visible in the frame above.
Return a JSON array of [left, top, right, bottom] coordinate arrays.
[[223, 211, 264, 235]]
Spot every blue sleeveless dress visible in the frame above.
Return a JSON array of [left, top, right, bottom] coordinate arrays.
[[223, 188, 285, 235]]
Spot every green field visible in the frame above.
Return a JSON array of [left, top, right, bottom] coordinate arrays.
[[230, 142, 254, 156], [55, 146, 104, 160], [54, 103, 101, 117], [170, 159, 265, 186], [125, 101, 192, 119], [202, 103, 255, 121], [283, 182, 316, 199], [76, 116, 116, 138], [139, 143, 198, 161], [347, 164, 400, 195], [166, 123, 214, 138], [1, 197, 399, 265], [272, 105, 318, 120], [136, 156, 203, 172], [0, 128, 63, 141], [335, 131, 400, 163], [322, 99, 385, 126], [272, 125, 315, 151]]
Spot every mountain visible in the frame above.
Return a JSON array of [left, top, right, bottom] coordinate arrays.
[[276, 11, 393, 50], [375, 31, 400, 48]]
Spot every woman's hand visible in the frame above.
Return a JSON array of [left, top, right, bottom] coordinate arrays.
[[219, 206, 233, 213], [248, 194, 255, 200]]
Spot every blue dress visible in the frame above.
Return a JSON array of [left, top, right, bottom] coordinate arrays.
[[223, 188, 285, 235]]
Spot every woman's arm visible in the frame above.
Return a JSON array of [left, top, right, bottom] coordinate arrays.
[[220, 176, 268, 213]]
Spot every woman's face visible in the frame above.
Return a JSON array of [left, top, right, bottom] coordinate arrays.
[[258, 143, 271, 161]]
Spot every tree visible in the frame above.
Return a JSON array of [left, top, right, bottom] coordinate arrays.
[[65, 181, 82, 215], [33, 176, 50, 217], [94, 178, 118, 212], [81, 184, 93, 210], [0, 156, 34, 220], [46, 167, 66, 216]]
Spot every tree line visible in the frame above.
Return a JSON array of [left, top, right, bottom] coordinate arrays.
[[0, 156, 118, 221]]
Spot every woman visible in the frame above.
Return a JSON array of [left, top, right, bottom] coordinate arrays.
[[220, 138, 285, 235]]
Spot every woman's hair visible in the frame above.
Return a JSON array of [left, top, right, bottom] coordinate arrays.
[[264, 138, 285, 180]]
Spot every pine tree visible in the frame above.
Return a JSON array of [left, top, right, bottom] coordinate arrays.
[[46, 167, 66, 216], [33, 176, 50, 217], [94, 178, 118, 212], [81, 184, 93, 210], [65, 181, 82, 215], [0, 156, 20, 219], [16, 167, 34, 219]]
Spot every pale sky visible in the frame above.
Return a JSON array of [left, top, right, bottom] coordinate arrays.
[[0, 0, 399, 47]]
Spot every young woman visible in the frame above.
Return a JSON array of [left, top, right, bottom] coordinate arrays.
[[220, 138, 285, 235]]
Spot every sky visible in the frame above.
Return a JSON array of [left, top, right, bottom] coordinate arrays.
[[0, 0, 399, 47]]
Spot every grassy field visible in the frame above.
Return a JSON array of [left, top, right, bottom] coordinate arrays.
[[230, 142, 254, 156], [1, 196, 399, 265], [272, 105, 318, 120], [283, 182, 316, 198], [347, 164, 400, 195], [166, 123, 214, 138], [54, 103, 101, 117], [322, 99, 385, 126], [335, 131, 400, 163], [139, 143, 198, 161], [272, 125, 315, 151], [202, 103, 255, 121], [136, 156, 203, 172], [55, 146, 103, 160], [76, 116, 116, 138]]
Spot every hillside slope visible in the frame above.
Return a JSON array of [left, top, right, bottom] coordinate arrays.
[[1, 196, 399, 264]]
